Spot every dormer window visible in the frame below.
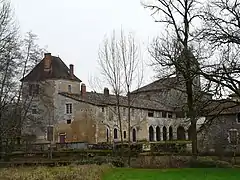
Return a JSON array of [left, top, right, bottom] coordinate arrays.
[[68, 85, 72, 93]]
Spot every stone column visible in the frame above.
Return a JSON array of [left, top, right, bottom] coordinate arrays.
[[160, 126, 163, 141], [153, 125, 156, 141]]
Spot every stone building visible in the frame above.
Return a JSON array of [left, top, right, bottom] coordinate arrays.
[[21, 53, 208, 144]]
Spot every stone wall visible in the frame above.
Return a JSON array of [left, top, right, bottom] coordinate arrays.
[[199, 114, 240, 153]]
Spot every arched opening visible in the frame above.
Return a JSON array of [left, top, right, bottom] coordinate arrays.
[[169, 126, 173, 140], [177, 126, 186, 140], [156, 126, 161, 141], [106, 128, 109, 142], [114, 128, 118, 139], [132, 128, 136, 142], [163, 126, 167, 141], [188, 126, 192, 141], [149, 126, 154, 142]]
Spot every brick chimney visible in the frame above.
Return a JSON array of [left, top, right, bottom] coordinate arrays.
[[44, 53, 52, 72], [81, 83, 86, 97], [69, 64, 74, 78], [104, 87, 109, 96]]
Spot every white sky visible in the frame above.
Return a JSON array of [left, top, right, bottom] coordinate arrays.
[[11, 0, 162, 92]]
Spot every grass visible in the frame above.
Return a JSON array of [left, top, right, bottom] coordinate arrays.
[[103, 168, 240, 180], [0, 164, 111, 180]]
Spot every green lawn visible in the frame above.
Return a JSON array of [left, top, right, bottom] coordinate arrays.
[[103, 168, 240, 180]]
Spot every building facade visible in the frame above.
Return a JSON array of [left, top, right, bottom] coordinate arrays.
[[21, 53, 207, 144]]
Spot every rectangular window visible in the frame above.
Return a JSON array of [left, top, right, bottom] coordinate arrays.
[[68, 85, 72, 93], [162, 111, 167, 118], [67, 119, 72, 124], [114, 106, 117, 112], [123, 107, 126, 116], [156, 111, 161, 118], [66, 103, 72, 114], [32, 106, 37, 114], [102, 107, 104, 112], [168, 112, 173, 118], [148, 110, 154, 117], [123, 131, 127, 139], [229, 129, 238, 145]]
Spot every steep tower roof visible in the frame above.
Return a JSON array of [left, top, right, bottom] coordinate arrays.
[[20, 53, 81, 82]]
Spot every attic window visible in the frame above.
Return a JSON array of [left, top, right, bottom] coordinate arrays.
[[162, 111, 167, 118], [148, 110, 154, 117], [68, 85, 72, 93], [168, 112, 173, 118]]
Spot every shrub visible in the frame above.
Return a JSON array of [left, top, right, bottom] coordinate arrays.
[[189, 157, 232, 168]]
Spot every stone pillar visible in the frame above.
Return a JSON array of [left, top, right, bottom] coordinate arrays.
[[160, 126, 163, 141], [153, 125, 156, 141]]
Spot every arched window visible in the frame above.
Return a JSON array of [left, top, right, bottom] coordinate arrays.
[[156, 126, 161, 141], [149, 126, 154, 141], [169, 126, 173, 140], [114, 128, 118, 139], [163, 126, 167, 141], [177, 126, 186, 140], [132, 128, 136, 142]]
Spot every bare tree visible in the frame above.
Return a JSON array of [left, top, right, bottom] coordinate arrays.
[[119, 30, 143, 166], [98, 30, 143, 163], [98, 31, 125, 155], [199, 0, 240, 99], [142, 0, 205, 157]]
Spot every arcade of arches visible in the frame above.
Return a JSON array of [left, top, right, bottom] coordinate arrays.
[[149, 125, 191, 141]]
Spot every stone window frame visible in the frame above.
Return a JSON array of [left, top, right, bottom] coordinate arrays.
[[228, 128, 239, 145], [66, 119, 72, 124], [65, 103, 73, 114], [31, 105, 37, 114], [68, 84, 72, 93], [123, 131, 127, 139], [148, 110, 154, 117]]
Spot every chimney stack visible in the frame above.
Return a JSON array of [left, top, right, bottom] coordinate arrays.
[[69, 64, 74, 77], [44, 53, 52, 71], [81, 83, 86, 97], [104, 87, 109, 96]]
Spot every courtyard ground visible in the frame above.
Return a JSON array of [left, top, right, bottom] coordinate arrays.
[[102, 168, 240, 180]]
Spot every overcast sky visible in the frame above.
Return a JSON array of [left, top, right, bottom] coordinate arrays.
[[11, 0, 162, 91]]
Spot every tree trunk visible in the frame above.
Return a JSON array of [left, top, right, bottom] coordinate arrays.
[[116, 95, 124, 158], [127, 92, 131, 166]]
